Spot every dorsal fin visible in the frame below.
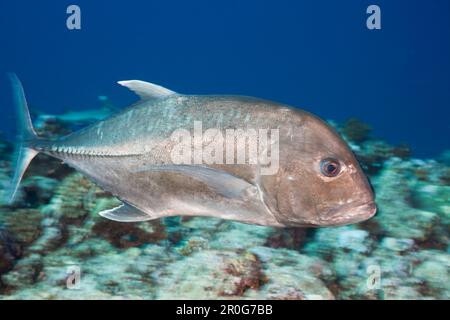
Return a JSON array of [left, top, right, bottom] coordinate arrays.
[[117, 80, 176, 100]]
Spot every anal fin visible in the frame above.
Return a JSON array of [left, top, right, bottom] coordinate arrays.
[[99, 203, 152, 222]]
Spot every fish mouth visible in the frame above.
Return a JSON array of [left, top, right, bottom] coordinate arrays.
[[319, 201, 377, 226]]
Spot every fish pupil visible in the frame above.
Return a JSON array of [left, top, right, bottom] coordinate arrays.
[[327, 164, 336, 173]]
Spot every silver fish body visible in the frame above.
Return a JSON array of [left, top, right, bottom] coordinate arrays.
[[7, 76, 376, 227]]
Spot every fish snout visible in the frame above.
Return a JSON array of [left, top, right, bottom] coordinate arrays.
[[319, 200, 377, 226]]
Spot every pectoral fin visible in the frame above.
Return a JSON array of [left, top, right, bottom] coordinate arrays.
[[98, 203, 152, 222], [132, 165, 255, 199]]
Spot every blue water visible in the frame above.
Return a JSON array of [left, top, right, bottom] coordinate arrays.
[[0, 0, 449, 157]]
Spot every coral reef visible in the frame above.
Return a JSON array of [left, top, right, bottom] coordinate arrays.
[[0, 116, 448, 299], [0, 227, 21, 275], [155, 250, 264, 299]]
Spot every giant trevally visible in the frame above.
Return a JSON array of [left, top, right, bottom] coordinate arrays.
[[5, 74, 376, 227]]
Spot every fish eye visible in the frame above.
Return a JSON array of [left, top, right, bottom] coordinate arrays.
[[320, 158, 341, 177]]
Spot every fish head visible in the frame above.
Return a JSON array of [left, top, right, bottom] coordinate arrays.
[[275, 112, 376, 227]]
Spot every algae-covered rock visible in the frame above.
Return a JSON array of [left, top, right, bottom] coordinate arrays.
[[165, 217, 277, 252], [155, 250, 264, 299], [51, 173, 98, 220], [341, 118, 372, 143], [0, 209, 43, 247], [0, 227, 21, 275], [264, 228, 310, 250], [413, 250, 450, 298], [21, 176, 59, 206], [412, 183, 450, 226], [1, 253, 43, 290], [303, 226, 375, 257], [92, 220, 166, 249], [370, 158, 440, 241], [379, 237, 415, 252], [207, 222, 275, 250], [176, 236, 209, 256], [248, 247, 335, 300], [302, 226, 379, 299], [0, 239, 177, 299]]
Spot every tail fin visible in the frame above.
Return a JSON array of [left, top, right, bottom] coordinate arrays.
[[5, 73, 40, 204]]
